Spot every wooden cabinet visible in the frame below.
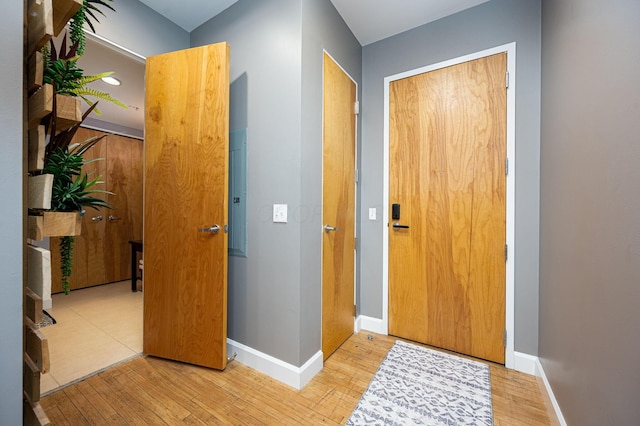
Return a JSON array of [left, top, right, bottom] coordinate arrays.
[[51, 128, 143, 293]]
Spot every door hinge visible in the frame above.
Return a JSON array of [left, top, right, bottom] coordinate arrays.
[[505, 244, 508, 262], [506, 71, 510, 89], [505, 158, 509, 176], [354, 101, 360, 115], [354, 304, 357, 317], [354, 237, 359, 251], [355, 168, 359, 184], [503, 330, 507, 347]]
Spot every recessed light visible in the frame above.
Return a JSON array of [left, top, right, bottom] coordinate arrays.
[[102, 76, 121, 86]]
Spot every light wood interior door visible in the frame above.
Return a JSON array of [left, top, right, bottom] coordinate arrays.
[[389, 53, 507, 364], [104, 134, 142, 283], [322, 53, 356, 360], [144, 43, 230, 369], [50, 129, 143, 293]]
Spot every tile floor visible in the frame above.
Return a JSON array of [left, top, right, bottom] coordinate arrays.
[[39, 280, 143, 395]]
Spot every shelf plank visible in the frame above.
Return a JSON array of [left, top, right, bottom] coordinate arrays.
[[25, 318, 50, 374], [24, 398, 51, 426], [28, 51, 44, 95], [27, 0, 53, 57], [55, 94, 82, 131], [25, 288, 44, 325], [52, 0, 83, 37], [27, 246, 52, 311], [28, 84, 53, 129], [24, 356, 42, 404], [28, 212, 83, 241], [28, 174, 54, 210], [28, 126, 46, 173]]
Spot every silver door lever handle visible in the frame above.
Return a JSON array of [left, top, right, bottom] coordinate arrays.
[[198, 224, 220, 234], [108, 215, 122, 221], [324, 225, 339, 232], [91, 215, 103, 222]]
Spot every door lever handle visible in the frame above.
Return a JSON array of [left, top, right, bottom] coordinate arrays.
[[108, 215, 122, 221], [392, 222, 410, 230], [324, 225, 339, 232], [198, 224, 220, 234], [91, 215, 103, 222]]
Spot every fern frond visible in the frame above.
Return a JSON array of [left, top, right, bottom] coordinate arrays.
[[72, 88, 127, 109]]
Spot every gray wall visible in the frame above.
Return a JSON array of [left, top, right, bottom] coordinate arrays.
[[0, 1, 24, 423], [89, 0, 189, 57], [539, 0, 640, 424], [191, 0, 361, 366], [360, 0, 542, 355], [192, 0, 305, 366]]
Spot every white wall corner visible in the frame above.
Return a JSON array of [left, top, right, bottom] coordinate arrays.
[[226, 339, 323, 390], [355, 315, 362, 332], [357, 315, 387, 335], [536, 358, 568, 426]]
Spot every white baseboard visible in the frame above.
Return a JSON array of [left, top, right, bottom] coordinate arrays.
[[536, 358, 568, 426], [226, 338, 323, 390], [513, 351, 538, 375], [357, 315, 387, 335]]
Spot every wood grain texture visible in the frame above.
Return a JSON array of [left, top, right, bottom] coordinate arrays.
[[54, 94, 82, 131], [24, 356, 42, 403], [50, 129, 144, 293], [28, 51, 43, 95], [50, 128, 107, 293], [28, 174, 53, 210], [28, 84, 53, 129], [27, 0, 53, 56], [25, 318, 50, 374], [40, 332, 553, 425], [51, 0, 82, 36], [104, 134, 136, 283], [28, 125, 46, 172], [144, 43, 230, 369], [25, 288, 43, 325], [322, 53, 357, 360], [389, 53, 507, 363], [28, 212, 82, 241]]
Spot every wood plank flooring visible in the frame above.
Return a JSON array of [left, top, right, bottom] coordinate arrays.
[[41, 332, 553, 425]]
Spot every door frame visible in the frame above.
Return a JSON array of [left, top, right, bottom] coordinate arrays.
[[382, 43, 516, 368], [321, 49, 359, 354]]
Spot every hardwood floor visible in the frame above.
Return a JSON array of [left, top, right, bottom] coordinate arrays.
[[41, 332, 553, 425]]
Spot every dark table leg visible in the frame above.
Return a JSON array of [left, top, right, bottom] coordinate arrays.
[[131, 244, 137, 292]]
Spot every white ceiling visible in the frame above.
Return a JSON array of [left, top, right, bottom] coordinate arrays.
[[138, 0, 489, 45]]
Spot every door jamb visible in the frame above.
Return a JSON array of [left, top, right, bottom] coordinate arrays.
[[382, 43, 516, 368]]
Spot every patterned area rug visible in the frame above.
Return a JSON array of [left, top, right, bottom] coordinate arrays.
[[347, 340, 493, 425], [36, 310, 57, 329]]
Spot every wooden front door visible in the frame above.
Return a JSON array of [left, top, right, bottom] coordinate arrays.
[[143, 43, 230, 370], [388, 53, 507, 364], [322, 53, 356, 360]]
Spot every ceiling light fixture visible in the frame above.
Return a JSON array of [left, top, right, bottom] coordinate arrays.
[[101, 76, 121, 86]]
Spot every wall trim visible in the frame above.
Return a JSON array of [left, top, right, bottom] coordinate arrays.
[[382, 42, 517, 368], [357, 315, 387, 335], [536, 358, 568, 426], [513, 351, 537, 375], [226, 339, 323, 390]]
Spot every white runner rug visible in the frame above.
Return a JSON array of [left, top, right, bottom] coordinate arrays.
[[346, 340, 493, 425]]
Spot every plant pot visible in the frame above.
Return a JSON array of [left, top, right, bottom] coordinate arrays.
[[28, 211, 82, 241]]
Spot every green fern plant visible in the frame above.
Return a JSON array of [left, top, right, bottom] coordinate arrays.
[[43, 35, 126, 115], [70, 0, 116, 55]]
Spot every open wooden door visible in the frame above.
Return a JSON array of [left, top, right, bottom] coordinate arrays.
[[322, 53, 356, 360], [143, 43, 230, 370]]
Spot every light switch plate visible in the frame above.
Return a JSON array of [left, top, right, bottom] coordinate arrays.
[[369, 207, 376, 220], [273, 204, 288, 223]]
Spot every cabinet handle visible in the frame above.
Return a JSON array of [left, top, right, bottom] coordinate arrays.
[[108, 215, 122, 221]]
